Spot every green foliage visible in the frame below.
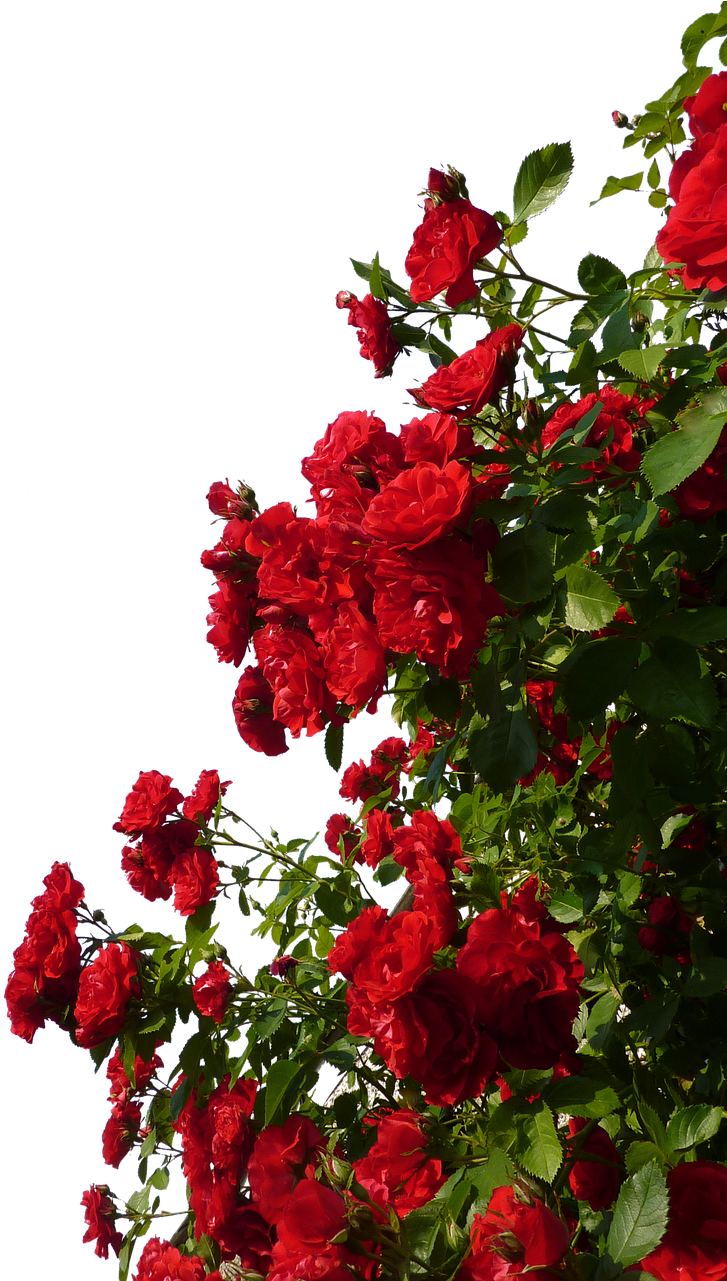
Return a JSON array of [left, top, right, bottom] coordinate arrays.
[[512, 142, 574, 224]]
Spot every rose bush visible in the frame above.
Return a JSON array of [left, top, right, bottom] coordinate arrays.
[[11, 9, 727, 1278]]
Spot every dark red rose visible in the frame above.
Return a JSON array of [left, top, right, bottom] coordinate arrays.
[[270, 955, 299, 979], [193, 961, 232, 1023], [173, 1075, 257, 1240], [13, 900, 81, 982], [302, 412, 405, 520], [325, 813, 362, 863], [106, 1046, 163, 1102], [113, 770, 183, 836], [393, 809, 467, 877], [7, 861, 85, 1037], [254, 626, 336, 738], [74, 942, 141, 1048], [182, 770, 229, 824], [269, 1247, 358, 1281], [201, 516, 255, 576], [638, 894, 693, 964], [673, 426, 727, 521], [248, 1114, 324, 1222], [339, 292, 402, 377], [206, 479, 256, 521], [247, 503, 359, 618], [657, 123, 727, 291], [81, 1185, 123, 1260], [400, 412, 481, 467], [367, 536, 503, 676], [541, 385, 650, 474], [333, 909, 440, 1018], [321, 601, 387, 711], [353, 1108, 445, 1216], [214, 1201, 275, 1270], [361, 808, 395, 869], [275, 1178, 347, 1254], [460, 1184, 569, 1281], [232, 665, 289, 756], [206, 578, 256, 666], [5, 966, 50, 1042], [457, 896, 584, 1069], [410, 325, 523, 416], [566, 1118, 621, 1211], [362, 459, 472, 548], [638, 1161, 727, 1281], [133, 1237, 207, 1281], [170, 847, 220, 917], [339, 737, 409, 804], [366, 969, 498, 1107], [685, 71, 727, 139], [102, 1100, 142, 1168], [37, 862, 85, 912], [327, 905, 389, 980], [121, 819, 198, 902], [405, 192, 501, 306]]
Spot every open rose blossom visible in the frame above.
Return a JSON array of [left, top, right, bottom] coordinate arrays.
[[656, 72, 727, 291], [361, 459, 472, 548], [337, 291, 401, 377], [457, 891, 584, 1069], [174, 1075, 257, 1240], [410, 324, 523, 416], [6, 861, 85, 1042], [133, 1237, 211, 1281], [193, 960, 232, 1023], [74, 942, 141, 1048], [113, 770, 183, 836], [541, 385, 649, 474], [353, 1108, 445, 1215], [405, 172, 501, 306], [637, 1161, 727, 1281], [81, 1185, 123, 1260], [182, 769, 229, 823], [232, 664, 289, 756], [248, 1114, 324, 1222], [459, 1184, 569, 1281]]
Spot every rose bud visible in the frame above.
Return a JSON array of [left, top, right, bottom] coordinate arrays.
[[612, 110, 629, 127]]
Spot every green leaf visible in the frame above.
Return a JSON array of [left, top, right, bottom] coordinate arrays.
[[628, 637, 718, 727], [565, 566, 621, 631], [682, 8, 727, 69], [512, 142, 574, 224], [148, 1166, 169, 1190], [469, 704, 537, 793], [368, 252, 386, 301], [516, 1100, 562, 1182], [683, 957, 727, 997], [618, 345, 670, 381], [648, 606, 727, 644], [666, 1104, 722, 1152], [606, 1162, 669, 1267], [625, 1141, 667, 1175], [590, 172, 643, 206], [641, 388, 727, 496], [563, 638, 641, 721], [264, 1060, 304, 1127], [491, 524, 553, 604], [325, 723, 343, 773], [600, 303, 639, 361], [578, 254, 627, 294], [543, 1070, 621, 1119]]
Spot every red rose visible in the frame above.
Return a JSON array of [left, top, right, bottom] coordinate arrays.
[[275, 1178, 347, 1254], [393, 810, 467, 877], [657, 123, 727, 291], [405, 192, 501, 306], [638, 1161, 727, 1281], [113, 770, 183, 836], [566, 1118, 621, 1211], [367, 536, 503, 676], [302, 411, 405, 513], [638, 893, 693, 964], [214, 1202, 274, 1270], [685, 71, 727, 138], [327, 905, 389, 979], [457, 896, 584, 1069], [193, 961, 232, 1023], [410, 325, 523, 417], [182, 770, 229, 824], [340, 737, 408, 804], [170, 847, 220, 916], [336, 909, 441, 1017], [362, 459, 472, 548], [248, 1114, 324, 1222], [353, 1108, 445, 1216], [102, 1100, 142, 1168], [174, 1075, 257, 1240], [5, 967, 48, 1042], [269, 1248, 358, 1281], [232, 665, 289, 756], [400, 412, 480, 466], [460, 1184, 569, 1281], [248, 503, 359, 618], [106, 1045, 163, 1102], [321, 601, 387, 711], [38, 861, 85, 912], [254, 625, 335, 738], [270, 954, 298, 979], [81, 1185, 123, 1260], [339, 292, 402, 377], [121, 818, 198, 902], [541, 385, 650, 474], [325, 813, 362, 863], [206, 578, 256, 666], [13, 901, 81, 982], [368, 969, 498, 1107], [207, 478, 257, 520], [201, 515, 255, 576], [74, 942, 141, 1048], [133, 1238, 207, 1281], [361, 808, 395, 869]]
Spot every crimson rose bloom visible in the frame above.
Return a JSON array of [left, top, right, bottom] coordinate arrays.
[[102, 1100, 142, 1168], [193, 960, 232, 1023], [366, 969, 498, 1107], [321, 601, 387, 711], [182, 769, 229, 823], [214, 1202, 274, 1270], [275, 1178, 347, 1254], [254, 625, 335, 738], [657, 120, 727, 291], [206, 478, 255, 520], [362, 459, 472, 548], [685, 70, 727, 138], [325, 813, 362, 863], [170, 847, 220, 916], [206, 578, 256, 666], [457, 897, 584, 1069], [81, 1185, 123, 1260], [248, 1114, 324, 1222], [400, 411, 481, 466], [339, 736, 409, 804], [638, 893, 693, 964], [405, 180, 501, 306], [353, 1108, 445, 1216], [268, 1251, 358, 1281], [410, 325, 523, 416], [75, 942, 141, 1048], [247, 502, 359, 618], [566, 1118, 621, 1211], [121, 818, 199, 902], [361, 808, 396, 869], [460, 1185, 569, 1281], [541, 385, 649, 474], [113, 770, 183, 836], [233, 665, 289, 756], [107, 1045, 163, 1102], [367, 536, 503, 676], [334, 909, 441, 1017], [174, 1075, 257, 1240], [133, 1238, 208, 1281], [338, 291, 401, 376], [638, 1161, 727, 1281]]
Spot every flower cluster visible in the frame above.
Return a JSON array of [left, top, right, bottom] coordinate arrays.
[[114, 768, 226, 913], [5, 862, 84, 1042], [102, 1045, 163, 1168]]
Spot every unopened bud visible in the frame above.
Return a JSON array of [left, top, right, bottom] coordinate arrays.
[[523, 398, 542, 428], [632, 311, 649, 333], [92, 909, 107, 923], [328, 1155, 353, 1185], [423, 165, 468, 205], [612, 110, 629, 128], [336, 290, 354, 310]]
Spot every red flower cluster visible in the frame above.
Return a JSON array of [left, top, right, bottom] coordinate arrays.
[[5, 861, 84, 1043], [103, 1045, 163, 1168], [173, 1075, 258, 1242], [246, 1115, 362, 1281], [81, 1184, 123, 1260], [329, 820, 582, 1102], [638, 1161, 727, 1281], [541, 385, 651, 475], [459, 1184, 569, 1281], [202, 352, 516, 751], [522, 680, 616, 786], [115, 769, 222, 914], [353, 1108, 445, 1216], [658, 72, 727, 290], [133, 1237, 222, 1281]]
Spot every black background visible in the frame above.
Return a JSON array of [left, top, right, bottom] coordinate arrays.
[[11, 12, 716, 1270]]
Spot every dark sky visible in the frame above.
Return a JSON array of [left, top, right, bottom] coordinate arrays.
[[9, 10, 716, 1265]]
